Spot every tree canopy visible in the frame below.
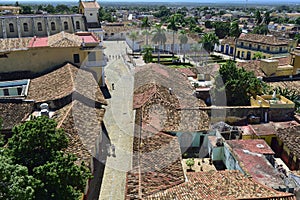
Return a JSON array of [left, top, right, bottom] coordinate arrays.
[[3, 116, 91, 200], [213, 61, 266, 106]]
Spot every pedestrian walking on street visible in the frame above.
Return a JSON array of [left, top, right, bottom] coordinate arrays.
[[112, 83, 115, 90]]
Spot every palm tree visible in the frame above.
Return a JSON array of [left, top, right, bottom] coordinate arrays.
[[151, 24, 166, 64], [142, 30, 151, 46], [141, 16, 151, 45], [129, 31, 138, 54], [229, 21, 242, 61], [200, 32, 219, 55], [167, 14, 180, 58], [141, 45, 153, 63], [178, 30, 188, 62]]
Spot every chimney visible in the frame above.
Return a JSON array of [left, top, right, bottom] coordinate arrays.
[[40, 103, 49, 117]]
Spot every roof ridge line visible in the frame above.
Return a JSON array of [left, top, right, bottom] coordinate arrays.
[[57, 101, 74, 128]]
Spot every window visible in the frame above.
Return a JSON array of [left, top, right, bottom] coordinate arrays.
[[9, 23, 14, 32], [51, 22, 56, 31], [37, 22, 42, 31], [279, 47, 283, 52], [3, 89, 9, 96], [258, 45, 261, 50], [88, 52, 96, 62], [249, 44, 252, 48], [23, 23, 28, 32], [76, 21, 80, 29], [241, 42, 244, 47], [73, 54, 80, 63], [64, 22, 69, 30], [17, 87, 23, 95], [266, 46, 270, 51], [90, 13, 93, 16]]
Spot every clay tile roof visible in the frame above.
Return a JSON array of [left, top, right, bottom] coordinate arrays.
[[276, 126, 300, 160], [134, 63, 206, 109], [0, 38, 31, 52], [0, 101, 34, 130], [145, 170, 295, 200], [221, 36, 236, 45], [239, 33, 288, 46], [52, 100, 105, 166], [81, 1, 100, 9], [226, 140, 285, 189], [176, 68, 196, 77], [237, 60, 266, 77], [48, 32, 82, 47], [26, 63, 107, 105], [268, 80, 300, 94], [126, 132, 185, 199]]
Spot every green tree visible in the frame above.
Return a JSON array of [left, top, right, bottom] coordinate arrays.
[[229, 21, 242, 61], [142, 45, 153, 63], [213, 21, 230, 39], [200, 32, 219, 54], [213, 61, 266, 106], [205, 21, 213, 29], [252, 25, 269, 35], [128, 31, 138, 54], [45, 4, 55, 14], [7, 116, 68, 171], [6, 116, 90, 200], [71, 6, 78, 14], [296, 17, 300, 25], [0, 155, 39, 200], [263, 11, 271, 25], [151, 24, 166, 64], [255, 10, 262, 25], [167, 14, 181, 58], [178, 30, 188, 62], [253, 52, 263, 60], [141, 17, 151, 45], [33, 152, 91, 200], [186, 158, 195, 170], [21, 5, 33, 14], [55, 4, 70, 14]]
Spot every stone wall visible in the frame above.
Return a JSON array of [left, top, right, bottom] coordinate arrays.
[[0, 15, 86, 38]]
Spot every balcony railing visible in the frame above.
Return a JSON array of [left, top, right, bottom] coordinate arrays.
[[236, 45, 288, 54]]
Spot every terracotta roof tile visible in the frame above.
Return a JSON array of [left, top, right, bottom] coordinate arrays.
[[52, 100, 105, 166], [0, 101, 34, 130], [276, 126, 300, 160], [0, 38, 30, 52], [237, 60, 266, 77], [221, 36, 236, 45], [26, 63, 107, 105], [145, 170, 294, 200], [126, 132, 185, 199], [80, 1, 100, 9], [268, 80, 300, 94], [48, 32, 82, 47], [239, 33, 288, 46]]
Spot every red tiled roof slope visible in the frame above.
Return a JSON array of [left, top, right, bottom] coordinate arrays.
[[27, 63, 107, 105], [145, 171, 295, 200], [239, 33, 288, 46], [53, 100, 105, 167]]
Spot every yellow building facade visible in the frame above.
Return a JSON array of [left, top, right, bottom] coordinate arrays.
[[0, 31, 106, 85]]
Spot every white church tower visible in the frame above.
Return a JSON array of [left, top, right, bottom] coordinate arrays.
[[79, 0, 100, 26]]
